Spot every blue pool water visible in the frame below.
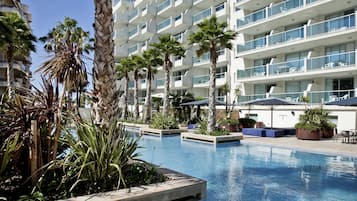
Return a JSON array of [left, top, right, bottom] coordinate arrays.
[[137, 136, 357, 201]]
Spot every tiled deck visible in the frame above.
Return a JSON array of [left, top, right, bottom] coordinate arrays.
[[241, 134, 357, 157]]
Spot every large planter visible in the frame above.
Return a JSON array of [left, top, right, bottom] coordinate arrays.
[[296, 128, 321, 140], [322, 127, 334, 138]]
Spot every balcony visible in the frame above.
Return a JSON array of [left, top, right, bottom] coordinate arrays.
[[156, 79, 165, 89], [193, 0, 225, 8], [128, 27, 139, 39], [237, 51, 356, 82], [0, 62, 26, 73], [236, 0, 357, 34], [172, 73, 192, 89], [157, 14, 191, 34], [140, 4, 156, 18], [113, 28, 129, 43], [174, 0, 192, 11], [192, 8, 211, 25], [128, 44, 139, 55], [237, 14, 357, 58], [113, 0, 132, 12], [129, 21, 156, 41], [128, 8, 139, 22], [192, 72, 227, 88], [113, 12, 128, 24], [157, 0, 173, 17], [193, 49, 228, 67], [235, 0, 273, 10]]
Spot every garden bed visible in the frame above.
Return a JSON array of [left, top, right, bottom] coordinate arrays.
[[181, 132, 243, 144], [63, 167, 206, 201], [141, 127, 187, 137]]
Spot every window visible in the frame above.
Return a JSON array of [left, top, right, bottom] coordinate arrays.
[[285, 80, 311, 93], [326, 77, 354, 100]]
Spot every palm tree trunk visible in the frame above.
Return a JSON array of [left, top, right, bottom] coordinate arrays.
[[208, 49, 217, 132], [93, 0, 119, 125], [143, 70, 152, 123], [6, 50, 14, 98], [163, 60, 170, 116], [121, 77, 128, 119], [134, 77, 139, 120]]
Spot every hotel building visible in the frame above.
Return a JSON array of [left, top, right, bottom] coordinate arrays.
[[113, 0, 357, 130], [0, 0, 33, 95]]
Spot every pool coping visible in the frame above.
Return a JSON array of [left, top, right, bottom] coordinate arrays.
[[141, 127, 187, 137], [181, 132, 243, 144], [61, 167, 206, 201], [241, 137, 357, 158]]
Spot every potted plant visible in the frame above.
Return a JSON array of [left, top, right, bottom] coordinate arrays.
[[295, 107, 335, 140], [238, 118, 256, 130], [219, 118, 240, 132]]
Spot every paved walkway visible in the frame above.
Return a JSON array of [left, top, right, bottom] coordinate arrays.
[[240, 134, 357, 157]]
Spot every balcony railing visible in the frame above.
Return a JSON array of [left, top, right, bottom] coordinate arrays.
[[156, 79, 165, 87], [157, 18, 171, 31], [192, 75, 209, 85], [128, 27, 138, 37], [238, 14, 356, 53], [307, 14, 355, 37], [307, 51, 356, 71], [128, 45, 138, 54], [237, 51, 356, 80], [193, 8, 211, 24], [157, 0, 171, 12], [129, 8, 138, 21], [193, 53, 209, 64], [238, 89, 355, 104], [237, 0, 317, 28]]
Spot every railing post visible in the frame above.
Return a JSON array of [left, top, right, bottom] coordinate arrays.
[[265, 7, 269, 18], [266, 64, 270, 76], [303, 0, 306, 6], [303, 24, 307, 39], [304, 58, 308, 72], [266, 35, 269, 47]]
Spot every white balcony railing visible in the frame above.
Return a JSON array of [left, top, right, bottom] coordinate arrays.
[[238, 14, 356, 53], [237, 51, 356, 80]]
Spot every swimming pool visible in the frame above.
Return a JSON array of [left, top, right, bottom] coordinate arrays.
[[137, 136, 357, 201]]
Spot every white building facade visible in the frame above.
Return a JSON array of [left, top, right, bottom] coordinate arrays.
[[113, 0, 357, 130]]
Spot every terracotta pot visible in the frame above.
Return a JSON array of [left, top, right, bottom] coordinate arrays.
[[296, 128, 321, 140], [321, 127, 334, 138]]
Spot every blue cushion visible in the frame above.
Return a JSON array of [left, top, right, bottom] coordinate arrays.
[[188, 124, 196, 129], [265, 129, 285, 137]]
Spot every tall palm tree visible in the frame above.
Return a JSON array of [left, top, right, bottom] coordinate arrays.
[[93, 0, 119, 125], [38, 17, 93, 159], [116, 57, 133, 120], [150, 34, 185, 116], [0, 13, 36, 97], [131, 55, 145, 120], [189, 16, 236, 132], [142, 49, 163, 123]]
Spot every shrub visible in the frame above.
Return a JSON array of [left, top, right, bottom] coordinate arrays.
[[37, 120, 165, 199], [219, 118, 239, 125], [195, 121, 229, 136], [238, 118, 256, 128], [150, 113, 178, 129], [295, 107, 336, 130]]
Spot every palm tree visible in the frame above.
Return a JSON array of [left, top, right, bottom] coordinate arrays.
[[189, 16, 236, 132], [142, 49, 163, 123], [93, 0, 119, 125], [116, 57, 133, 120], [150, 34, 185, 116], [0, 13, 36, 97], [38, 17, 93, 159], [131, 55, 145, 120]]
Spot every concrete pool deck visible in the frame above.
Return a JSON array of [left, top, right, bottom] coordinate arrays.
[[241, 134, 357, 157]]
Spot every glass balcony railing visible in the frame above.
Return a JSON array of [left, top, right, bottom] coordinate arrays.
[[238, 14, 356, 53], [128, 45, 138, 54], [192, 75, 209, 85], [238, 90, 355, 104], [269, 59, 304, 75], [157, 18, 171, 31], [128, 27, 138, 37], [269, 27, 304, 45], [173, 75, 182, 81], [193, 8, 211, 24], [237, 52, 356, 80], [156, 79, 165, 87], [237, 0, 320, 28], [237, 9, 266, 27], [308, 89, 355, 104], [307, 14, 355, 37], [157, 0, 171, 12], [128, 8, 138, 21], [237, 65, 267, 78], [237, 94, 266, 103], [238, 37, 266, 52], [268, 0, 303, 17], [128, 80, 134, 88], [193, 53, 209, 64], [307, 51, 356, 71]]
